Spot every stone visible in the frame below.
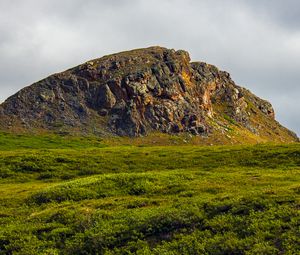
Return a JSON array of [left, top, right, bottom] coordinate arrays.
[[98, 85, 116, 109], [0, 46, 297, 142]]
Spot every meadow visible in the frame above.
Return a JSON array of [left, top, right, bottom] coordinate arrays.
[[0, 132, 299, 254]]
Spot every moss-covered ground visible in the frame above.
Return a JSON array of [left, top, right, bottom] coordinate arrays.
[[0, 132, 299, 254]]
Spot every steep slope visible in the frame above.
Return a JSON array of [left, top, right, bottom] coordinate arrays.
[[0, 46, 298, 143]]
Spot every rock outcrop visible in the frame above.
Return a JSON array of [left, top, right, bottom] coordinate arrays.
[[0, 46, 298, 142]]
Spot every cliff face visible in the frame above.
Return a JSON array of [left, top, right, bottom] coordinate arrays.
[[0, 47, 298, 142]]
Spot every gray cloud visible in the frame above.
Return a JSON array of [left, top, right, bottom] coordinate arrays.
[[241, 0, 300, 30], [0, 0, 299, 135]]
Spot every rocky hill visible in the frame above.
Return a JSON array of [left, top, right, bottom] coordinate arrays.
[[0, 46, 298, 143]]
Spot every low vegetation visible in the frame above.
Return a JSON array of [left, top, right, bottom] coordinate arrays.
[[0, 132, 299, 254]]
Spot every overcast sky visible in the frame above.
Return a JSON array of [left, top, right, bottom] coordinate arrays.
[[0, 0, 299, 135]]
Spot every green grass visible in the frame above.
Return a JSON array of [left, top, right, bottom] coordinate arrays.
[[0, 132, 106, 150], [0, 132, 299, 254]]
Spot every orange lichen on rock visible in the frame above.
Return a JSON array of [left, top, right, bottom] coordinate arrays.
[[179, 68, 191, 84]]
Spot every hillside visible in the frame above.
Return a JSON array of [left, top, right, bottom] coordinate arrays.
[[0, 135, 299, 254], [0, 46, 298, 143]]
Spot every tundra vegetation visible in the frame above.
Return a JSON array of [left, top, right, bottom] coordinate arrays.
[[0, 132, 299, 254]]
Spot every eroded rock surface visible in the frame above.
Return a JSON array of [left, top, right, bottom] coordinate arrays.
[[0, 46, 298, 141]]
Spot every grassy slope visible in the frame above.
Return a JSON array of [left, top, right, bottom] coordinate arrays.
[[0, 133, 299, 254]]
